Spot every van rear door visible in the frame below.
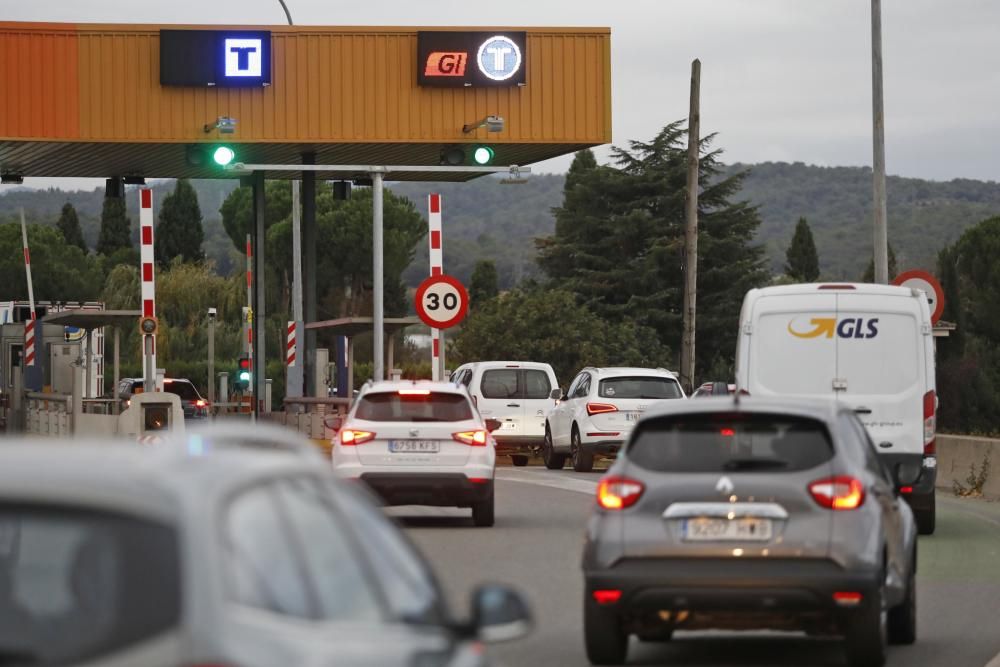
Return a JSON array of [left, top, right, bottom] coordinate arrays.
[[750, 293, 838, 398], [835, 293, 925, 455]]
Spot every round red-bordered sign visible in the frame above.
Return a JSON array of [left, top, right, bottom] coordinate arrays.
[[415, 274, 469, 329], [892, 269, 945, 324]]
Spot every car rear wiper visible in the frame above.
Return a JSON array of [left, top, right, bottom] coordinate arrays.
[[722, 457, 791, 471]]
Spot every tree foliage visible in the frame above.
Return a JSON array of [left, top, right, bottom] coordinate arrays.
[[861, 242, 899, 282], [155, 179, 205, 266], [57, 202, 87, 252], [451, 287, 671, 383], [0, 223, 102, 301], [96, 196, 132, 256], [537, 126, 768, 376], [469, 259, 499, 306], [784, 217, 820, 281]]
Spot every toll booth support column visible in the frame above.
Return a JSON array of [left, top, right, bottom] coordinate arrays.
[[302, 152, 317, 396], [252, 171, 267, 416], [372, 169, 385, 382]]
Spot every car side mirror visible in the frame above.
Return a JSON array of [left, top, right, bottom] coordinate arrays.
[[323, 415, 343, 432], [484, 418, 502, 433], [549, 388, 561, 400], [893, 461, 921, 488], [469, 585, 532, 644]]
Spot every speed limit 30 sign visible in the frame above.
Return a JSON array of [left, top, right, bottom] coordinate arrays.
[[415, 274, 469, 329]]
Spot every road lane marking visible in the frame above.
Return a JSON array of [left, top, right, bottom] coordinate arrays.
[[496, 468, 599, 496]]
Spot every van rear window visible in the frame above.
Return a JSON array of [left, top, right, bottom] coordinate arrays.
[[628, 414, 833, 473]]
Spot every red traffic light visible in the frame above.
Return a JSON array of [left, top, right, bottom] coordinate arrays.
[[238, 357, 251, 371]]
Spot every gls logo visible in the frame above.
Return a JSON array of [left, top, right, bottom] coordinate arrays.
[[787, 317, 880, 339], [477, 35, 522, 81], [224, 38, 263, 78]]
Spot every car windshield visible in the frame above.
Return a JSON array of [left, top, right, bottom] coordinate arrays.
[[354, 392, 474, 422], [0, 506, 180, 666], [628, 413, 833, 473], [599, 376, 683, 399]]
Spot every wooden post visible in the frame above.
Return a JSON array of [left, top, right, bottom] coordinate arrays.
[[680, 59, 701, 394], [871, 0, 889, 284]]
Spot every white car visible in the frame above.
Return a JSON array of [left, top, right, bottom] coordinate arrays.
[[449, 361, 560, 467], [331, 380, 498, 526], [543, 367, 685, 472]]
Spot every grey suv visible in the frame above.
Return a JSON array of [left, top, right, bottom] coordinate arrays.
[[582, 396, 918, 667]]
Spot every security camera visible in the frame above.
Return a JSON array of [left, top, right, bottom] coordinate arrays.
[[486, 115, 504, 133], [208, 307, 217, 318]]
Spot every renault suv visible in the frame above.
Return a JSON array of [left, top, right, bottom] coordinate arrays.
[[331, 381, 498, 526], [582, 396, 918, 667], [544, 367, 685, 472]]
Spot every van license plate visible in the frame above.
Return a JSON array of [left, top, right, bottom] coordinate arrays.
[[500, 421, 518, 430], [389, 440, 440, 453], [683, 517, 772, 541]]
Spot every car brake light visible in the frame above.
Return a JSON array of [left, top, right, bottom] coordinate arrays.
[[808, 476, 865, 510], [833, 591, 863, 606], [340, 429, 375, 446], [453, 430, 488, 446], [597, 476, 644, 510], [195, 399, 207, 408], [399, 389, 431, 396], [899, 486, 913, 494], [720, 428, 736, 437], [592, 589, 622, 605], [587, 402, 618, 416], [923, 390, 936, 456]]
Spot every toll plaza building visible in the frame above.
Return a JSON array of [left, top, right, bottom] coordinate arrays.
[[0, 22, 611, 411]]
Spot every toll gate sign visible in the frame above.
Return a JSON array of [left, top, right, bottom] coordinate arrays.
[[160, 30, 272, 87], [418, 32, 526, 87]]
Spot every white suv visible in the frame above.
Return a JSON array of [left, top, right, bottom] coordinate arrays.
[[331, 380, 498, 526], [543, 367, 686, 472]]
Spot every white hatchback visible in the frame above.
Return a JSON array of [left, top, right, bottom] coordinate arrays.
[[331, 381, 498, 526], [543, 367, 686, 472]]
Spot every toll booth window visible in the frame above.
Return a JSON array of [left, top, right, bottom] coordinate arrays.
[[143, 405, 170, 432]]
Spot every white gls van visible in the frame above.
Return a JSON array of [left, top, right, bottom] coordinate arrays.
[[735, 283, 937, 534], [450, 361, 560, 467]]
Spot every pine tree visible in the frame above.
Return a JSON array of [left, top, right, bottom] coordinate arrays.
[[156, 179, 205, 266], [784, 217, 820, 281], [862, 243, 898, 282], [56, 202, 87, 252], [469, 259, 499, 305], [96, 196, 132, 256]]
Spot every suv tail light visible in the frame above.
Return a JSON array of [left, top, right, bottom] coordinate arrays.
[[453, 430, 488, 446], [587, 402, 618, 416], [340, 429, 375, 446], [923, 390, 936, 456], [195, 399, 208, 408], [597, 476, 644, 510], [808, 476, 865, 510]]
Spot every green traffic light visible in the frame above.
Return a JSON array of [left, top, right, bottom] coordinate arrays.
[[213, 146, 236, 166], [473, 146, 495, 165], [238, 370, 251, 383]]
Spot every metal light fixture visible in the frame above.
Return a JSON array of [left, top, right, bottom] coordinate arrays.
[[1, 172, 24, 185], [204, 116, 238, 134], [462, 115, 504, 134]]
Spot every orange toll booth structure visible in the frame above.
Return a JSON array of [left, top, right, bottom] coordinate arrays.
[[0, 22, 611, 180], [0, 21, 612, 415]]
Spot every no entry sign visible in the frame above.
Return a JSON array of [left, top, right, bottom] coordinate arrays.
[[893, 270, 945, 324], [415, 274, 469, 329]]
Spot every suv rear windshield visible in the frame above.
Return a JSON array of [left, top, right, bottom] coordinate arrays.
[[355, 392, 474, 422], [599, 376, 683, 399], [0, 506, 180, 665], [481, 369, 551, 400], [628, 414, 833, 473]]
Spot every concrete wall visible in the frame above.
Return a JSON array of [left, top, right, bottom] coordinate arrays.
[[936, 434, 1000, 498]]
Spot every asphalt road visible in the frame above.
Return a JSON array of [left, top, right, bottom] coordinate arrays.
[[393, 467, 1000, 667]]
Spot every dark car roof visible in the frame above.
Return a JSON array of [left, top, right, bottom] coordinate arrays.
[[639, 395, 843, 424]]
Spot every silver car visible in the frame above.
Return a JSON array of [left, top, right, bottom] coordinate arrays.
[[0, 423, 531, 666], [581, 396, 918, 667]]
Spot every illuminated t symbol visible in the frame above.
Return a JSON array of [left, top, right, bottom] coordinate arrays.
[[230, 46, 257, 71], [486, 45, 511, 70]]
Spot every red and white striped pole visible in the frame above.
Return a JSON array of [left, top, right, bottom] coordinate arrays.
[[19, 208, 36, 367], [245, 234, 253, 369], [139, 188, 157, 387], [286, 321, 297, 367], [428, 194, 444, 380]]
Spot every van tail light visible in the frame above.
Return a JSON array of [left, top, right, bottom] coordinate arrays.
[[808, 476, 865, 510], [587, 402, 618, 416], [923, 390, 936, 456], [453, 430, 488, 446], [597, 476, 644, 510], [340, 429, 375, 446]]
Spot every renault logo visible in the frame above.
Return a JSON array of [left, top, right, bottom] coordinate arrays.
[[715, 476, 735, 495]]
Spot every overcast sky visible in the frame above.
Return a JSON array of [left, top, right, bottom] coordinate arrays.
[[3, 0, 999, 192]]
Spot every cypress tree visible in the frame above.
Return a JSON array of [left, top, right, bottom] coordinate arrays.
[[469, 259, 499, 305], [784, 217, 820, 281], [56, 202, 87, 252], [156, 179, 205, 266], [96, 196, 132, 256]]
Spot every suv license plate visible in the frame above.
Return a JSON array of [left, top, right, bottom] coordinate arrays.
[[683, 517, 772, 541], [625, 411, 642, 422], [389, 440, 440, 453]]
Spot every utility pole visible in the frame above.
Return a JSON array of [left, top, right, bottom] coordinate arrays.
[[871, 0, 889, 284], [372, 169, 385, 382], [288, 180, 304, 399], [680, 59, 701, 394]]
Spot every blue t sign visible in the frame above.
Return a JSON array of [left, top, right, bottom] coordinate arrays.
[[224, 38, 263, 77]]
